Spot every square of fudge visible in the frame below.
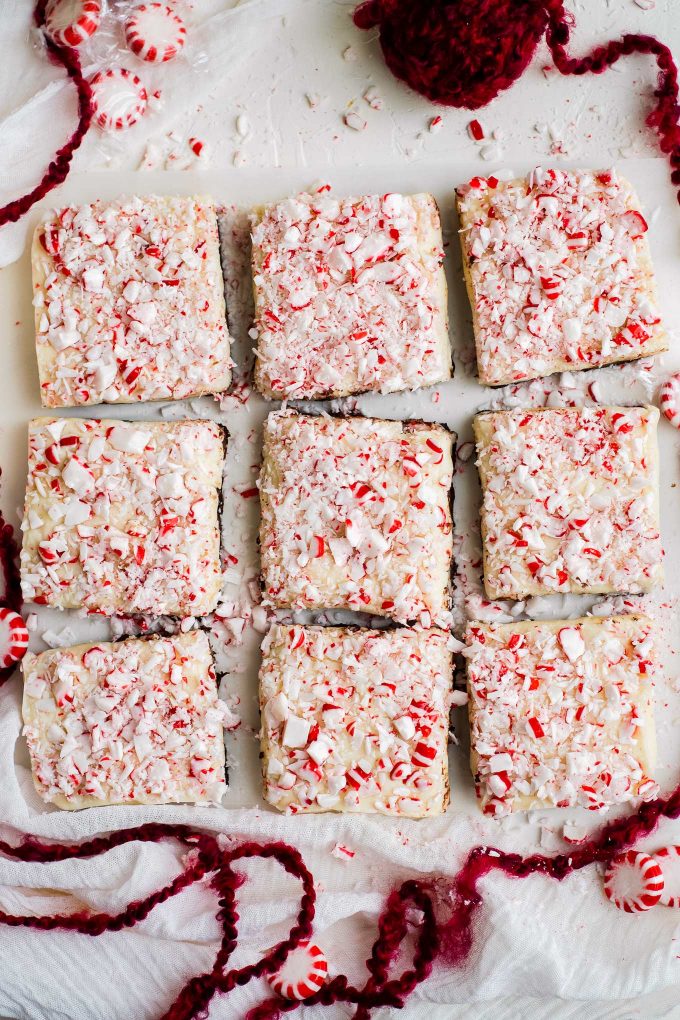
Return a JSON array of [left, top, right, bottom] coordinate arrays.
[[259, 410, 454, 626], [464, 615, 657, 816], [260, 624, 452, 816], [22, 631, 228, 809], [456, 168, 666, 386], [32, 195, 232, 407], [473, 405, 662, 600], [251, 191, 451, 399], [21, 417, 225, 616]]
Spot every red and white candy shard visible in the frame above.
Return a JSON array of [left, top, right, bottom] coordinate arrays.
[[268, 940, 328, 1001], [653, 846, 680, 907], [0, 608, 29, 669], [89, 69, 148, 131], [660, 374, 680, 429], [603, 850, 664, 912], [44, 0, 101, 48], [125, 4, 187, 63]]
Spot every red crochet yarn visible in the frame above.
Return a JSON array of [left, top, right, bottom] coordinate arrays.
[[0, 509, 23, 689], [0, 782, 679, 1020], [0, 1, 93, 228], [354, 0, 680, 202]]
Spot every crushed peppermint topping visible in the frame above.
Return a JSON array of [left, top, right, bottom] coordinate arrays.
[[22, 631, 229, 809], [259, 410, 454, 626], [474, 406, 662, 599], [457, 168, 666, 385], [251, 191, 451, 399], [32, 195, 231, 408], [260, 625, 452, 816], [464, 615, 658, 817], [21, 417, 224, 616]]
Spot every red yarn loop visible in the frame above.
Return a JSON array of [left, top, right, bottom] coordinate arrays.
[[353, 0, 680, 202], [0, 782, 679, 1019], [0, 1, 93, 229]]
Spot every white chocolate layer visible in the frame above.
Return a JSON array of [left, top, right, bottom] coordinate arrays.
[[260, 625, 452, 816], [252, 191, 451, 399], [474, 406, 662, 599], [32, 195, 232, 407], [457, 169, 666, 386], [22, 631, 229, 809], [465, 615, 657, 816], [21, 417, 224, 616], [259, 410, 454, 626]]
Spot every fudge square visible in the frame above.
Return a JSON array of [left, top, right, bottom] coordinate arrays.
[[22, 631, 228, 809], [260, 624, 452, 816], [464, 615, 657, 817], [20, 417, 224, 616], [251, 190, 451, 399], [474, 405, 662, 600], [456, 168, 666, 386], [32, 195, 231, 407], [259, 410, 454, 626]]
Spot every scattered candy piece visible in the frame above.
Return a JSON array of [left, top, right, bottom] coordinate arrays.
[[429, 115, 443, 133], [0, 608, 29, 669], [660, 374, 680, 429], [343, 111, 367, 131], [331, 843, 355, 860], [45, 0, 101, 48], [468, 118, 485, 141], [603, 850, 664, 912], [268, 940, 328, 1000], [125, 3, 186, 63], [89, 68, 148, 130], [653, 846, 680, 907], [363, 85, 383, 110], [562, 819, 588, 844]]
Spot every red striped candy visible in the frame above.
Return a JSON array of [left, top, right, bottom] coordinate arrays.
[[269, 940, 327, 1000], [0, 608, 29, 669], [45, 0, 101, 48], [653, 846, 680, 907], [603, 850, 664, 912], [125, 4, 187, 63], [660, 374, 680, 430], [89, 69, 148, 130]]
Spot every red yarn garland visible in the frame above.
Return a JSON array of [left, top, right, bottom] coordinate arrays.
[[354, 0, 680, 203], [0, 781, 679, 1020], [0, 1, 93, 229]]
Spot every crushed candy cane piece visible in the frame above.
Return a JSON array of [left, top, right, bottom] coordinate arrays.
[[660, 374, 680, 429], [45, 0, 101, 47], [603, 850, 663, 912], [125, 3, 186, 63], [89, 68, 148, 130], [0, 608, 28, 669], [331, 843, 356, 860], [343, 111, 367, 131], [467, 119, 484, 140], [268, 940, 328, 1001], [562, 819, 588, 844], [363, 85, 383, 110], [429, 115, 443, 133], [653, 845, 680, 907]]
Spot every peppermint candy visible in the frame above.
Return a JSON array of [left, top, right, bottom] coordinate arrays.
[[268, 940, 328, 1000], [0, 608, 28, 669], [603, 850, 664, 912], [89, 69, 148, 130], [653, 846, 680, 907], [44, 0, 101, 48], [659, 373, 680, 429], [125, 4, 187, 63]]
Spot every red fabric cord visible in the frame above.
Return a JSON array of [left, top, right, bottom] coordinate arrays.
[[0, 782, 678, 1020], [0, 1, 93, 229], [353, 0, 680, 201]]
